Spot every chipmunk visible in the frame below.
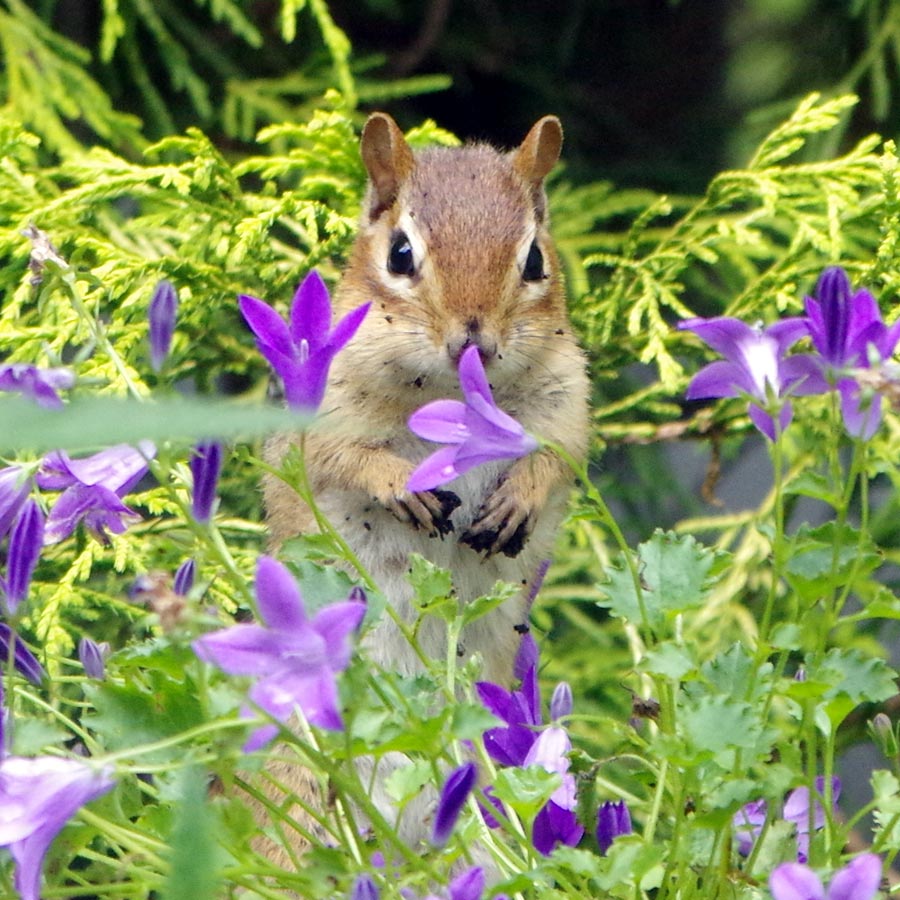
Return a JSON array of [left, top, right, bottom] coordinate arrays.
[[256, 112, 590, 865]]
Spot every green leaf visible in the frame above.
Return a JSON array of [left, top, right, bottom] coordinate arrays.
[[83, 675, 205, 763], [816, 647, 898, 710], [491, 767, 561, 819], [598, 530, 719, 632], [407, 554, 456, 621], [680, 695, 761, 755], [460, 580, 519, 627], [450, 703, 500, 741], [384, 759, 432, 805], [642, 641, 697, 679], [159, 768, 224, 900]]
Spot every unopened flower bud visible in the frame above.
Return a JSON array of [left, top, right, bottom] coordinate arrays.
[[173, 559, 196, 597], [596, 799, 632, 854], [148, 280, 178, 372], [78, 637, 109, 680], [550, 681, 573, 721], [432, 761, 476, 846], [190, 441, 223, 524]]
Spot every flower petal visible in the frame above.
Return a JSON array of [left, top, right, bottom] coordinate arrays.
[[311, 600, 366, 669], [192, 624, 291, 675], [457, 345, 493, 406], [407, 446, 462, 492], [827, 854, 882, 900], [328, 302, 371, 354], [432, 761, 476, 846], [289, 271, 332, 353], [408, 400, 469, 443], [254, 556, 307, 631], [239, 294, 294, 360], [685, 360, 753, 401], [770, 863, 826, 900]]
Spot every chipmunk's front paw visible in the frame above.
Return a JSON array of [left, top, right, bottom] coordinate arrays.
[[460, 482, 533, 558], [384, 488, 461, 537]]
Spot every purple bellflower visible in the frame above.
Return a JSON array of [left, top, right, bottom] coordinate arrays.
[[239, 270, 370, 413], [679, 316, 821, 440], [3, 500, 44, 614], [0, 755, 116, 900], [37, 441, 154, 545], [784, 776, 841, 863], [0, 625, 45, 685], [803, 267, 900, 438], [770, 854, 881, 900], [407, 346, 538, 492], [432, 761, 477, 846], [0, 363, 75, 409], [734, 776, 840, 862], [596, 799, 632, 854], [148, 279, 178, 372], [189, 441, 223, 524], [0, 467, 31, 540], [192, 556, 366, 751]]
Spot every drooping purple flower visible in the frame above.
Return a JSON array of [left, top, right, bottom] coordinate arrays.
[[78, 637, 109, 680], [407, 346, 539, 492], [4, 500, 44, 614], [596, 799, 632, 854], [678, 316, 821, 440], [148, 279, 178, 372], [733, 797, 767, 857], [524, 725, 584, 855], [0, 625, 45, 685], [189, 441, 222, 524], [37, 442, 155, 545], [192, 556, 366, 750], [432, 761, 477, 846], [784, 776, 841, 863], [803, 267, 900, 438], [173, 558, 196, 596], [351, 873, 380, 900], [0, 467, 31, 540], [0, 756, 115, 900], [770, 854, 881, 900], [239, 270, 370, 413], [0, 364, 75, 409]]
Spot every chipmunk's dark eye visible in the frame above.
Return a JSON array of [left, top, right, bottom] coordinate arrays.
[[388, 230, 415, 276], [523, 240, 544, 282]]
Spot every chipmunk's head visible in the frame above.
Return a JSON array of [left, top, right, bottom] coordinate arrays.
[[341, 112, 567, 393]]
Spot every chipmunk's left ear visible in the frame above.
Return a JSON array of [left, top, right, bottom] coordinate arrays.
[[512, 116, 562, 218]]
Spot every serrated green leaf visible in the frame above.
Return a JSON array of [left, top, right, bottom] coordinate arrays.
[[491, 766, 560, 819], [598, 530, 718, 632], [680, 695, 761, 755], [407, 554, 456, 621], [642, 641, 697, 679]]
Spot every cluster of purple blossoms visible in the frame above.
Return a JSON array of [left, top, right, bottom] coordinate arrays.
[[734, 776, 840, 863], [680, 267, 900, 441]]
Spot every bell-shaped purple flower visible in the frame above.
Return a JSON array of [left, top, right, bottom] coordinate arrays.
[[784, 776, 841, 863], [189, 441, 222, 524], [0, 364, 75, 409], [78, 637, 109, 680], [733, 797, 767, 857], [0, 755, 116, 900], [770, 853, 881, 900], [448, 867, 486, 900], [477, 664, 541, 768], [679, 316, 822, 440], [0, 625, 45, 685], [0, 467, 31, 540], [38, 442, 154, 545], [173, 558, 196, 597], [192, 556, 366, 750], [407, 346, 539, 491], [4, 500, 44, 615], [239, 270, 370, 413], [148, 279, 178, 372], [803, 267, 900, 438], [596, 799, 632, 854], [432, 761, 477, 846]]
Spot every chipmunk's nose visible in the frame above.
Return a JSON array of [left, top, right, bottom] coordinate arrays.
[[446, 318, 498, 365]]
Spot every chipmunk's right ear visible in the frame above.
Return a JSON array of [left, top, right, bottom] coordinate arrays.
[[360, 113, 414, 220]]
